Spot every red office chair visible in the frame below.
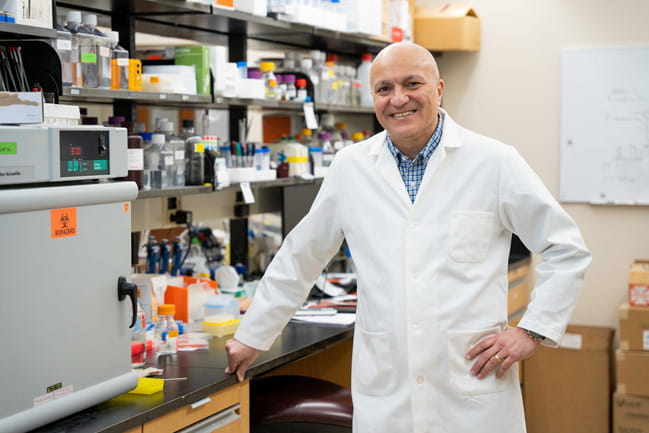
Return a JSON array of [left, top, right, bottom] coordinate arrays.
[[251, 375, 353, 433]]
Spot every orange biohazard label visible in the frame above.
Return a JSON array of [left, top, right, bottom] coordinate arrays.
[[51, 208, 77, 238]]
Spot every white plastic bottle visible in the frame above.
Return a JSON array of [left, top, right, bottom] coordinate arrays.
[[357, 52, 373, 107], [154, 304, 179, 356]]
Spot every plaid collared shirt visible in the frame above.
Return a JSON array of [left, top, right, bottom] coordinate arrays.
[[386, 113, 444, 203]]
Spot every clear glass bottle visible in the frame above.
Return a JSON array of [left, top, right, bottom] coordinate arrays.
[[185, 134, 205, 186], [152, 133, 171, 188], [125, 122, 144, 189], [107, 31, 129, 90], [319, 132, 334, 167], [140, 132, 155, 189], [131, 302, 147, 368], [65, 11, 94, 87], [154, 304, 178, 356], [81, 14, 112, 89], [259, 61, 277, 100], [295, 78, 308, 102], [284, 74, 297, 100], [160, 121, 186, 187]]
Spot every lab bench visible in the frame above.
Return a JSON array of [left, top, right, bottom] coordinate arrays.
[[28, 257, 530, 433], [29, 322, 354, 433]]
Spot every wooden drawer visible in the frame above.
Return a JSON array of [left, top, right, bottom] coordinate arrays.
[[124, 427, 142, 433], [143, 381, 249, 433], [508, 282, 529, 316]]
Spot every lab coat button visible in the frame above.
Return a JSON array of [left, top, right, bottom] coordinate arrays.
[[416, 376, 424, 384]]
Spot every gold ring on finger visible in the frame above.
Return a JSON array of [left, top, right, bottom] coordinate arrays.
[[492, 354, 504, 363]]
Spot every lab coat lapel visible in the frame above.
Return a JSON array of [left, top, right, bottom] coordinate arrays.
[[414, 111, 462, 207], [368, 132, 412, 207]]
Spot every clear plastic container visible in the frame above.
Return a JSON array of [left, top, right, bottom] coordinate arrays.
[[131, 302, 147, 368], [154, 304, 179, 356], [65, 11, 94, 87], [52, 22, 73, 86], [254, 146, 270, 171], [82, 14, 112, 89], [203, 294, 240, 323]]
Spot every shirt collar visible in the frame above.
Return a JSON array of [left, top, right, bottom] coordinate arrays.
[[387, 113, 444, 164]]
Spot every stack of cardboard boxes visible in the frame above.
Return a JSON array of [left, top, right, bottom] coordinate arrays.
[[614, 260, 649, 432]]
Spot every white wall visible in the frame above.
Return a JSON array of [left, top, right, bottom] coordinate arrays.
[[418, 0, 649, 331]]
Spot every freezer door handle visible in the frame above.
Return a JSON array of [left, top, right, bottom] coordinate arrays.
[[117, 276, 137, 328]]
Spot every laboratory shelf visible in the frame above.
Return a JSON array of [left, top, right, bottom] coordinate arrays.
[[136, 176, 323, 199], [57, 0, 388, 56], [56, 0, 211, 15], [0, 21, 57, 38], [224, 96, 303, 110], [60, 87, 373, 114], [137, 185, 213, 199], [61, 86, 214, 106], [316, 102, 375, 114]]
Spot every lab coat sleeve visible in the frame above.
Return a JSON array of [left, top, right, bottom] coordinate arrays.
[[497, 146, 591, 347], [233, 157, 346, 351]]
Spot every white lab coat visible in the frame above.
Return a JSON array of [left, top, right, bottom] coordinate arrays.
[[235, 110, 591, 433]]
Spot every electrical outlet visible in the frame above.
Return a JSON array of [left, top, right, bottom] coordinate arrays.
[[162, 196, 180, 226]]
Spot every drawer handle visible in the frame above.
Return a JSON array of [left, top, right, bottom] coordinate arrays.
[[190, 397, 212, 409], [178, 404, 241, 433]]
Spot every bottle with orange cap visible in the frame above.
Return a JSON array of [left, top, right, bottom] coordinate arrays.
[[154, 304, 179, 356]]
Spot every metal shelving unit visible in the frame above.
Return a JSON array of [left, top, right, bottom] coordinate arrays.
[[0, 22, 57, 38], [136, 176, 323, 199]]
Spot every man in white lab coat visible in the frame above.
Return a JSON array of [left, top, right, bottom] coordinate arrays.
[[226, 42, 591, 433]]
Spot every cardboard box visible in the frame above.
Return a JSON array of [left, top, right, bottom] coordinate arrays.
[[617, 349, 649, 397], [629, 260, 649, 306], [523, 325, 614, 433], [613, 392, 649, 433], [0, 92, 43, 124], [414, 4, 480, 51], [619, 303, 649, 351]]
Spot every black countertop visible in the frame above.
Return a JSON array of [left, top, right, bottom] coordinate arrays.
[[29, 322, 354, 433]]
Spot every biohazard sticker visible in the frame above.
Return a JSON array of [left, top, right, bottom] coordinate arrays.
[[51, 208, 77, 238]]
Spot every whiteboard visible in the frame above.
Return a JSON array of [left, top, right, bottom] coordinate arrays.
[[560, 46, 649, 205]]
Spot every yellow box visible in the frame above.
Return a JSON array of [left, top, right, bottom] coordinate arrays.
[[414, 4, 480, 51], [128, 377, 164, 395], [203, 319, 240, 337]]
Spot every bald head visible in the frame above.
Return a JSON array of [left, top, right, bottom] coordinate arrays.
[[371, 42, 440, 83], [368, 42, 445, 158]]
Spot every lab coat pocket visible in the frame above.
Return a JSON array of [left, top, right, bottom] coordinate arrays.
[[354, 329, 394, 396], [449, 211, 495, 263], [447, 327, 516, 395]]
